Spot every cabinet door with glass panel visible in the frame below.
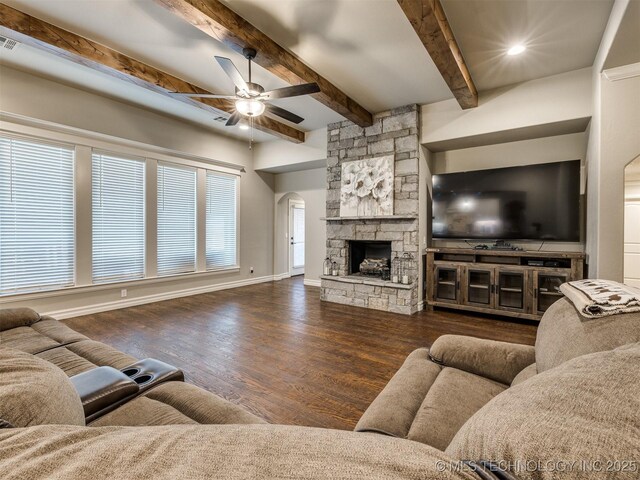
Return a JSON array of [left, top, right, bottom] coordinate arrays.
[[495, 269, 528, 313], [433, 264, 461, 304], [463, 267, 495, 308], [533, 270, 568, 315]]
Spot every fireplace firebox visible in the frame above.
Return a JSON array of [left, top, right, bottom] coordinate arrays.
[[348, 241, 392, 276]]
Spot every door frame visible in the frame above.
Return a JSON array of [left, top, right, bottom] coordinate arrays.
[[288, 199, 305, 276]]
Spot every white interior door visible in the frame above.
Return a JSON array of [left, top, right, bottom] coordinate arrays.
[[289, 201, 305, 276]]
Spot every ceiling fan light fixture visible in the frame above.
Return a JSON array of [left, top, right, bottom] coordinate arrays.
[[238, 124, 250, 131], [235, 98, 265, 117], [507, 44, 526, 56]]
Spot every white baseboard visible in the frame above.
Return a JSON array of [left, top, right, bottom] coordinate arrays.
[[303, 278, 322, 287], [47, 275, 276, 320], [273, 272, 291, 281]]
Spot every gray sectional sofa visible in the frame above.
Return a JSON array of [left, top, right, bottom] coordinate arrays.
[[1, 298, 639, 479]]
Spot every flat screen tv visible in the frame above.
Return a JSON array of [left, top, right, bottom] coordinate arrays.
[[432, 160, 581, 241]]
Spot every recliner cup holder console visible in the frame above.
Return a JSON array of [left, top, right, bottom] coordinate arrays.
[[120, 358, 184, 393], [70, 359, 184, 422], [133, 374, 153, 385], [70, 366, 140, 422], [121, 367, 141, 377]]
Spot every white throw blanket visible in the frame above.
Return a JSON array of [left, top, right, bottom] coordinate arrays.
[[560, 279, 640, 318]]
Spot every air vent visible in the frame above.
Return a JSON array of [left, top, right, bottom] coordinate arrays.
[[0, 36, 19, 51], [213, 116, 227, 123]]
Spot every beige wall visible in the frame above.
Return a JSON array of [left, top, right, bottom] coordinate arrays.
[[591, 73, 640, 280], [0, 65, 276, 317], [431, 132, 588, 174], [585, 0, 635, 279], [421, 68, 592, 146], [274, 168, 326, 284], [253, 128, 327, 172]]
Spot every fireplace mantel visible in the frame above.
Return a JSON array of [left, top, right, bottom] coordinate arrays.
[[323, 215, 417, 221]]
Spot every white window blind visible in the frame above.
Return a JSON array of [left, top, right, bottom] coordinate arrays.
[[92, 152, 145, 284], [0, 136, 74, 295], [157, 163, 196, 276], [206, 172, 237, 269]]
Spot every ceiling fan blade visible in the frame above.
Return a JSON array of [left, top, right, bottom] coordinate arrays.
[[215, 56, 249, 94], [172, 93, 237, 99], [265, 104, 304, 124], [225, 111, 243, 127], [260, 83, 320, 100]]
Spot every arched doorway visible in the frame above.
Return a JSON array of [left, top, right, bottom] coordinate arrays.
[[623, 155, 640, 286]]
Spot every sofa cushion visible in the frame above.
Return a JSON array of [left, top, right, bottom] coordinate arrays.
[[0, 308, 40, 331], [0, 326, 61, 355], [429, 335, 535, 385], [143, 381, 266, 425], [355, 348, 507, 450], [35, 347, 98, 377], [0, 347, 85, 427], [446, 342, 640, 480], [535, 297, 640, 372], [407, 367, 506, 450], [0, 318, 87, 355], [89, 396, 199, 426], [90, 381, 266, 427], [0, 424, 481, 480], [510, 362, 536, 386], [65, 340, 137, 371], [31, 317, 89, 344], [355, 348, 441, 438]]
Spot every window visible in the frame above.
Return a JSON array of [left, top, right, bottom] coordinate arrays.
[[0, 136, 74, 295], [157, 163, 196, 276], [92, 152, 145, 284], [206, 172, 238, 269]]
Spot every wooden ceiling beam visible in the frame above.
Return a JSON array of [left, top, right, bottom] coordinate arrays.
[[153, 0, 374, 127], [397, 0, 478, 109], [0, 3, 305, 143]]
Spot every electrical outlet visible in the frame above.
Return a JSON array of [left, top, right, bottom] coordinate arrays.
[[121, 289, 127, 298], [250, 267, 254, 274]]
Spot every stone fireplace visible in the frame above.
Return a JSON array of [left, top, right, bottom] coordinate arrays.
[[320, 105, 420, 315]]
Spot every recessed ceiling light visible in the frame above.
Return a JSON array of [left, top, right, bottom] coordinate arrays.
[[507, 44, 526, 56], [238, 124, 250, 131]]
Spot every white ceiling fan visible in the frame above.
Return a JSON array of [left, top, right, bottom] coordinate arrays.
[[173, 47, 320, 126]]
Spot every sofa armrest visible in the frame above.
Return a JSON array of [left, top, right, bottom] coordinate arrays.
[[429, 335, 535, 385]]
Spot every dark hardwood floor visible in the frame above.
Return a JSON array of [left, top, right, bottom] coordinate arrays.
[[64, 277, 537, 430]]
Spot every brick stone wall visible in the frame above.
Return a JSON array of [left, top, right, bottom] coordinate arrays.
[[321, 105, 421, 315]]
